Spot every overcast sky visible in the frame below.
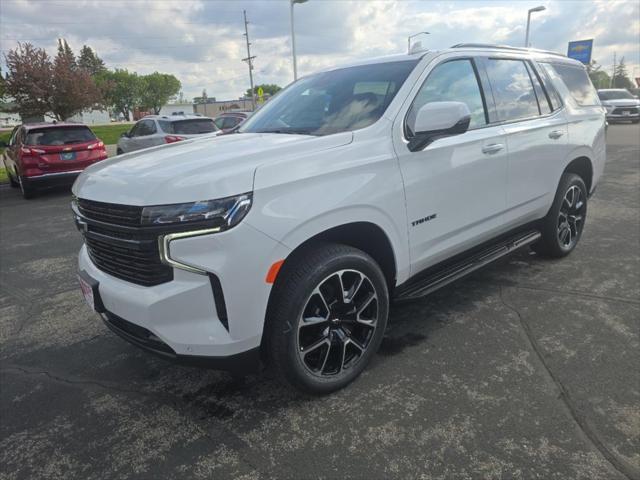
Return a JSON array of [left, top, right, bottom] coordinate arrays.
[[1, 0, 639, 101]]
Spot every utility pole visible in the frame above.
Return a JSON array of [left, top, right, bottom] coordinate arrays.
[[242, 10, 256, 110], [610, 52, 616, 88]]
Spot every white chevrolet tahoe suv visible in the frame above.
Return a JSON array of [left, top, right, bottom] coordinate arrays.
[[72, 44, 606, 394]]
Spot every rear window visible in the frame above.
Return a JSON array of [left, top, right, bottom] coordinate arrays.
[[25, 126, 96, 146], [547, 63, 599, 106], [161, 119, 217, 135]]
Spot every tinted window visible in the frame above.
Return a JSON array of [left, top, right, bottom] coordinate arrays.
[[25, 126, 96, 146], [408, 59, 487, 131], [549, 64, 599, 106], [485, 59, 540, 121], [134, 120, 156, 136], [240, 60, 419, 136], [162, 119, 217, 134]]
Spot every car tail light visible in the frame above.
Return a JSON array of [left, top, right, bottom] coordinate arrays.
[[164, 135, 186, 144], [20, 147, 45, 155], [87, 140, 105, 150]]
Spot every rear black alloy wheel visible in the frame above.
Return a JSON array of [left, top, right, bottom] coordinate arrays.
[[533, 172, 587, 258], [297, 269, 379, 377], [557, 185, 585, 250]]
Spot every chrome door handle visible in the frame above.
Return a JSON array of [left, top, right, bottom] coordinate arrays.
[[482, 143, 504, 154], [549, 130, 565, 139]]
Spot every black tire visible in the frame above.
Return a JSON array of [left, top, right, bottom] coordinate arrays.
[[116, 148, 124, 155], [533, 173, 587, 258], [8, 171, 19, 188], [266, 243, 389, 394], [19, 176, 36, 199]]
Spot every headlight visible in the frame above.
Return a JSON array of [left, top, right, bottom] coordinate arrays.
[[141, 193, 252, 230]]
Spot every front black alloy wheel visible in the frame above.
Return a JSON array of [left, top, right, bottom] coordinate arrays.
[[267, 243, 389, 394], [297, 269, 379, 377]]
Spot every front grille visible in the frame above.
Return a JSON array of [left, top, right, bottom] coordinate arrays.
[[612, 107, 639, 115], [78, 198, 143, 226], [77, 199, 173, 286]]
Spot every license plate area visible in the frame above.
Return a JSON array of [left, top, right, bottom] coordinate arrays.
[[61, 151, 77, 160], [78, 270, 105, 313]]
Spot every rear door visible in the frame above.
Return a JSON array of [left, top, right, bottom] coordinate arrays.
[[480, 56, 569, 227], [393, 55, 509, 274]]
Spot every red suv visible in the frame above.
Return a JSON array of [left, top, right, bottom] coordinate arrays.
[[1, 123, 108, 199]]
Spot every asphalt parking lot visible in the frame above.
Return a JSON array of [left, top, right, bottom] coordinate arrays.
[[1, 124, 638, 480]]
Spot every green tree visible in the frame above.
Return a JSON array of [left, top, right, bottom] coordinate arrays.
[[78, 45, 106, 76], [97, 69, 142, 120], [586, 60, 611, 89], [50, 39, 101, 120], [139, 72, 181, 114], [3, 43, 54, 119], [612, 57, 633, 89], [246, 83, 282, 98]]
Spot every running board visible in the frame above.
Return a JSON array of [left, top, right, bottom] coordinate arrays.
[[394, 230, 541, 302]]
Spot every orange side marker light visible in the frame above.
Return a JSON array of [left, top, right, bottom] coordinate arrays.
[[265, 260, 285, 284]]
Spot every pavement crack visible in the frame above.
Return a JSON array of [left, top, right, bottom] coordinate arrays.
[[499, 285, 639, 480]]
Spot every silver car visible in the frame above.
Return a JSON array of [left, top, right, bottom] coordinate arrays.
[[116, 115, 221, 154], [597, 89, 640, 123]]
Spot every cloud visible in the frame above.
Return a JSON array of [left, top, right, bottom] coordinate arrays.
[[1, 0, 638, 101]]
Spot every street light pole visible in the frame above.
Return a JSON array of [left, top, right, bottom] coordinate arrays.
[[290, 0, 308, 81], [524, 5, 546, 48], [407, 31, 430, 54]]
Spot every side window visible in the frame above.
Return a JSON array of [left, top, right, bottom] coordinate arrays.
[[537, 64, 563, 111], [485, 59, 540, 122], [407, 59, 487, 133], [158, 120, 173, 133], [526, 62, 552, 115], [214, 118, 225, 129], [129, 122, 141, 137], [547, 63, 599, 106], [135, 120, 157, 136]]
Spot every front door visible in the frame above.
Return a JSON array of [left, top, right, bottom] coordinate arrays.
[[393, 56, 508, 275]]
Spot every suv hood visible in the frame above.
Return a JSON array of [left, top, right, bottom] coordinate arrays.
[[73, 132, 352, 205]]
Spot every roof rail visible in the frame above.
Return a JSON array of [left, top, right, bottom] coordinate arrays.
[[451, 43, 566, 58]]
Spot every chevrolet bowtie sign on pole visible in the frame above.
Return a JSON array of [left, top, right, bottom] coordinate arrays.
[[567, 39, 594, 64]]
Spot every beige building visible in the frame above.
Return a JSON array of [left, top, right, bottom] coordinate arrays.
[[194, 99, 254, 118]]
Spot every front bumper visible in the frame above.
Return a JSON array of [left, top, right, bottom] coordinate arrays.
[[78, 221, 291, 367], [606, 112, 639, 121]]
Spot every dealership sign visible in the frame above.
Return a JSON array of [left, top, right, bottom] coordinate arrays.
[[567, 39, 594, 64]]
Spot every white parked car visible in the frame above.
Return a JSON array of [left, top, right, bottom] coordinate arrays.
[[597, 89, 640, 123], [116, 114, 220, 154], [73, 44, 606, 394]]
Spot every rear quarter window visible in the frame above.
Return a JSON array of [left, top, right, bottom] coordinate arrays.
[[25, 126, 96, 146], [546, 63, 600, 106]]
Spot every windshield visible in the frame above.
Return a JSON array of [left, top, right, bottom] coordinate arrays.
[[25, 126, 96, 146], [240, 60, 419, 136], [161, 119, 218, 134], [598, 90, 635, 101]]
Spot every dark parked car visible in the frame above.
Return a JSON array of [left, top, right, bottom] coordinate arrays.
[[213, 112, 251, 132], [1, 122, 108, 199]]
